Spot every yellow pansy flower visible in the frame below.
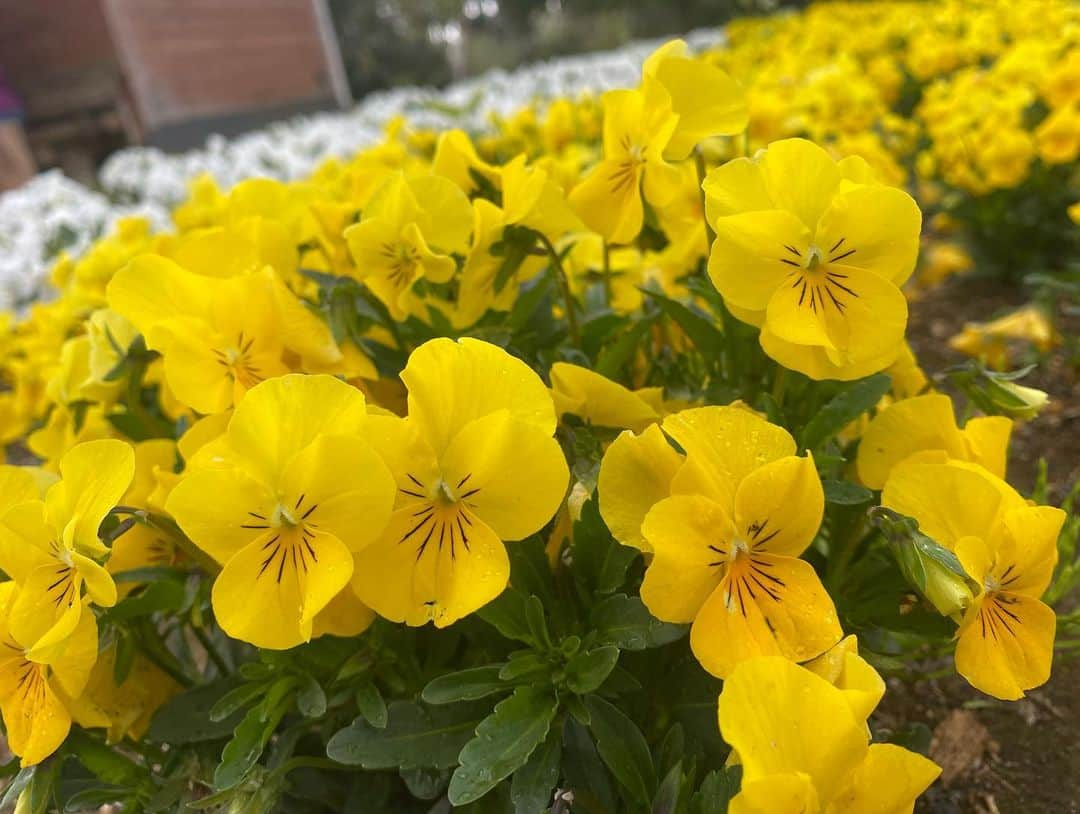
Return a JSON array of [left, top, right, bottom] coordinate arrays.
[[609, 406, 841, 677], [949, 304, 1060, 371], [108, 440, 181, 597], [0, 583, 100, 766], [704, 138, 922, 380], [720, 657, 939, 814], [453, 199, 545, 329], [856, 393, 1011, 490], [568, 78, 682, 245], [0, 439, 134, 658], [66, 643, 181, 744], [166, 374, 395, 649], [883, 460, 1064, 699], [500, 154, 583, 241], [344, 172, 472, 319], [549, 362, 660, 433], [642, 39, 749, 161], [351, 338, 569, 628]]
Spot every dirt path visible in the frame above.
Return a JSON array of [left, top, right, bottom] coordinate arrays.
[[882, 274, 1080, 813]]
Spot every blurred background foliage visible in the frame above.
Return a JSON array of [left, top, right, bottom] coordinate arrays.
[[328, 0, 792, 98]]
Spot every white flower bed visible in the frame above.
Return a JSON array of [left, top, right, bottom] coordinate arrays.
[[0, 30, 721, 309]]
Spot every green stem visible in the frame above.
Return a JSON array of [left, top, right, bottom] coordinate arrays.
[[771, 367, 788, 408], [694, 149, 716, 249], [537, 233, 581, 346], [601, 239, 613, 307]]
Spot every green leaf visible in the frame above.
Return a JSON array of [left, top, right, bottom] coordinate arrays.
[[510, 726, 561, 814], [148, 680, 247, 744], [565, 646, 619, 695], [499, 652, 551, 682], [642, 290, 725, 366], [213, 697, 288, 790], [799, 374, 892, 450], [822, 479, 874, 505], [525, 595, 553, 650], [100, 579, 186, 623], [355, 679, 388, 729], [585, 695, 656, 806], [692, 766, 742, 814], [423, 665, 508, 705], [209, 683, 265, 723], [591, 594, 688, 650], [596, 318, 654, 380], [66, 730, 143, 786], [400, 767, 451, 801], [297, 676, 328, 718], [562, 718, 617, 814], [326, 701, 481, 771], [447, 685, 559, 806], [476, 587, 537, 646], [651, 760, 683, 814], [63, 787, 127, 812]]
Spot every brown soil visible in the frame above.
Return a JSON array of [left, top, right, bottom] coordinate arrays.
[[880, 273, 1080, 813]]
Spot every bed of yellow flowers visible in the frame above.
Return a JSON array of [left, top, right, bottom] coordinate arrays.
[[0, 1, 1077, 811]]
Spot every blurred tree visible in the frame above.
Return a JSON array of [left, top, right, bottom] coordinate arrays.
[[328, 0, 788, 98]]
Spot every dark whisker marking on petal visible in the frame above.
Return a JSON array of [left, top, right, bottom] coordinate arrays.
[[295, 494, 305, 509], [748, 572, 781, 603], [460, 488, 481, 499], [399, 513, 434, 543], [780, 258, 801, 268], [830, 237, 845, 252], [457, 474, 472, 488], [826, 277, 859, 298], [240, 523, 269, 529], [830, 248, 856, 263], [261, 534, 280, 551], [400, 489, 426, 498], [753, 528, 781, 549], [784, 245, 801, 257], [407, 474, 424, 488], [301, 503, 318, 520], [248, 512, 267, 520]]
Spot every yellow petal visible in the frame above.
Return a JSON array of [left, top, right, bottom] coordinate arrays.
[[0, 501, 54, 583], [106, 255, 213, 344], [960, 416, 1012, 481], [760, 325, 901, 383], [718, 656, 867, 798], [72, 552, 117, 608], [0, 666, 72, 766], [731, 774, 820, 814], [227, 374, 370, 486], [881, 460, 1006, 548], [804, 636, 886, 723], [402, 338, 556, 455], [691, 555, 841, 678], [989, 505, 1064, 597], [439, 411, 569, 541], [703, 158, 775, 221], [640, 494, 732, 623], [410, 174, 474, 254], [664, 406, 796, 507], [212, 528, 354, 649], [826, 743, 940, 814], [568, 158, 645, 245], [598, 424, 683, 552], [550, 362, 659, 432], [955, 593, 1055, 700], [312, 585, 376, 640], [757, 139, 843, 231], [12, 565, 84, 661], [708, 210, 811, 312], [815, 185, 922, 286], [0, 467, 40, 515], [351, 508, 509, 628], [857, 395, 967, 490], [733, 454, 824, 558], [166, 467, 276, 564], [651, 55, 748, 160], [279, 434, 396, 552], [47, 439, 135, 557]]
